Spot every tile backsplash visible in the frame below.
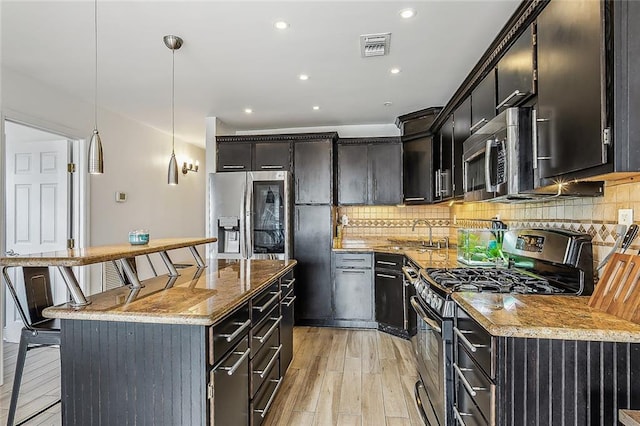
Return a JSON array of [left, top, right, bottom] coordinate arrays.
[[337, 180, 640, 274]]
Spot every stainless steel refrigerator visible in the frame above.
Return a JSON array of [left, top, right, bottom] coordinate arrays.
[[211, 171, 291, 260]]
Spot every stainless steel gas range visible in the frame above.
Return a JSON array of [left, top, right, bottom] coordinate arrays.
[[405, 228, 594, 426]]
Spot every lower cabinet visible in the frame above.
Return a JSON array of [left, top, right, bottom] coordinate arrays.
[[454, 305, 640, 425], [374, 253, 408, 336], [280, 270, 296, 374], [333, 252, 375, 327]]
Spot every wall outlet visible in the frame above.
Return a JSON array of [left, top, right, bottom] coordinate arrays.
[[618, 208, 634, 226]]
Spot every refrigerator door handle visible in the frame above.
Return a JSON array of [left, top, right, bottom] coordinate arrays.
[[240, 179, 247, 259], [246, 175, 253, 259]]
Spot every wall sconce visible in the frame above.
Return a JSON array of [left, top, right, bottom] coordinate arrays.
[[182, 160, 199, 175]]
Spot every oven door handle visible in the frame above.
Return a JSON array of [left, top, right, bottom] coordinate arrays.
[[402, 266, 418, 285], [410, 296, 442, 334]]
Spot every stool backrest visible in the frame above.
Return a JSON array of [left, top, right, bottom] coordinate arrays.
[[22, 267, 54, 326]]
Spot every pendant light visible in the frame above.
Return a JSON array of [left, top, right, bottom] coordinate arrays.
[[164, 35, 183, 185], [88, 0, 104, 174]]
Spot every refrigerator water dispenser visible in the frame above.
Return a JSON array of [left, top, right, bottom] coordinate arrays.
[[219, 216, 240, 253]]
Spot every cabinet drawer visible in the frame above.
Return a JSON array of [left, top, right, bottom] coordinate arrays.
[[209, 304, 251, 366], [251, 305, 282, 358], [455, 346, 495, 424], [374, 253, 404, 271], [454, 381, 489, 426], [252, 281, 281, 325], [212, 338, 250, 426], [280, 271, 295, 294], [252, 327, 281, 396], [334, 252, 372, 269], [455, 308, 494, 379], [253, 362, 282, 426]]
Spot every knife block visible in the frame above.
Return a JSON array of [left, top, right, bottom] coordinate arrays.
[[589, 253, 640, 324]]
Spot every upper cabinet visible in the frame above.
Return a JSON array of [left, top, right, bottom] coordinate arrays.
[[496, 25, 536, 112], [294, 138, 335, 205], [337, 138, 402, 206], [434, 115, 454, 201], [536, 0, 605, 179], [254, 142, 291, 171], [216, 142, 252, 171], [452, 98, 471, 198], [470, 70, 497, 134]]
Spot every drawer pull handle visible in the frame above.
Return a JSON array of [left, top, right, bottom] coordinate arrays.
[[219, 319, 251, 342], [453, 406, 472, 426], [219, 347, 250, 376], [222, 165, 246, 169], [342, 258, 366, 262], [341, 270, 366, 274], [281, 278, 296, 290], [454, 327, 488, 353], [283, 295, 297, 307], [470, 118, 489, 133], [453, 364, 486, 397], [260, 165, 284, 169], [254, 316, 282, 344], [496, 89, 528, 109], [376, 261, 397, 266], [404, 197, 425, 201], [376, 273, 396, 279], [253, 291, 281, 312], [254, 378, 283, 417], [255, 344, 283, 378]]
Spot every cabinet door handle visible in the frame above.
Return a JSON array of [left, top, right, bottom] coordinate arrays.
[[453, 364, 487, 397], [532, 108, 552, 170], [260, 165, 284, 169], [218, 347, 250, 376], [254, 378, 283, 418], [342, 258, 365, 262], [255, 344, 283, 378], [281, 278, 296, 290], [376, 273, 396, 279], [218, 319, 251, 342], [253, 291, 282, 313], [470, 118, 488, 133], [341, 270, 366, 274], [376, 261, 397, 266], [454, 327, 488, 353], [453, 406, 472, 426], [253, 316, 283, 344], [496, 89, 527, 109], [283, 295, 297, 307], [405, 197, 425, 201], [222, 165, 245, 169]]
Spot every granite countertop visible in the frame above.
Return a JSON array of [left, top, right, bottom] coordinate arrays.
[[620, 410, 640, 426], [0, 237, 217, 267], [43, 259, 296, 326], [334, 238, 459, 269], [453, 292, 640, 343]]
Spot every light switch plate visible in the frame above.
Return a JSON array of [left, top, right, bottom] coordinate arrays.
[[618, 208, 633, 226]]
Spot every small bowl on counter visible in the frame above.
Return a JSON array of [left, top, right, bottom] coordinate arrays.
[[128, 230, 150, 245]]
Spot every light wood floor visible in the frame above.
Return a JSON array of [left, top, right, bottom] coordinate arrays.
[[0, 327, 421, 426]]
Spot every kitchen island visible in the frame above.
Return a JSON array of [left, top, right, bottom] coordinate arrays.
[[33, 250, 296, 425], [452, 292, 640, 425]]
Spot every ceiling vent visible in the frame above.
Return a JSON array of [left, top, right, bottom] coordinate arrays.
[[360, 33, 391, 57]]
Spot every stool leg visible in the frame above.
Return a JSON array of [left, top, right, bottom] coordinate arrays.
[[7, 333, 29, 426]]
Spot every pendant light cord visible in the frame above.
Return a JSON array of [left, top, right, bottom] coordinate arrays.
[[171, 48, 175, 155], [94, 0, 98, 129]]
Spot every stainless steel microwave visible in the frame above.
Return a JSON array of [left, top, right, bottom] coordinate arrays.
[[462, 107, 534, 202]]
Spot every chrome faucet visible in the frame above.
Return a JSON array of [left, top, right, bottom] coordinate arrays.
[[412, 219, 433, 246]]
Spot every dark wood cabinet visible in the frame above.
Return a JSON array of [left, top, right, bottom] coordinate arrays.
[[337, 139, 402, 206], [452, 98, 471, 198], [294, 140, 334, 204], [333, 252, 373, 322], [254, 142, 291, 171], [402, 136, 435, 204], [496, 25, 535, 112], [293, 205, 332, 322], [434, 115, 454, 201], [337, 144, 368, 204], [374, 254, 404, 331], [471, 70, 496, 134], [536, 0, 605, 179], [217, 142, 252, 171]]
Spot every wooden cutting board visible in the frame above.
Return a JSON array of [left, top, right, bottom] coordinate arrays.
[[589, 253, 640, 324]]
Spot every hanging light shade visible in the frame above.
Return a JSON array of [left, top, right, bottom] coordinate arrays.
[[88, 0, 104, 174], [164, 34, 183, 185]]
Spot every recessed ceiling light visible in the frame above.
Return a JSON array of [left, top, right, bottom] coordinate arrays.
[[313, 106, 320, 110], [383, 101, 393, 107], [299, 74, 309, 81], [244, 108, 253, 114], [390, 68, 401, 74], [274, 21, 289, 30], [399, 8, 416, 19]]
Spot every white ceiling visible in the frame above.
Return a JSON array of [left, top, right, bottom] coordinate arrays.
[[1, 1, 520, 147]]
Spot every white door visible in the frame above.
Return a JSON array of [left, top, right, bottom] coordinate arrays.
[[4, 138, 70, 342]]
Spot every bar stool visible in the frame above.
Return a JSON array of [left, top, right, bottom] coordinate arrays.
[[2, 266, 61, 426]]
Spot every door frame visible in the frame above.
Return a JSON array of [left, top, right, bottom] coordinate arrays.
[[0, 111, 90, 381]]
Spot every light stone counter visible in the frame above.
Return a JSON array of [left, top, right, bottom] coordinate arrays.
[[620, 410, 640, 426], [453, 292, 640, 343], [44, 259, 296, 326]]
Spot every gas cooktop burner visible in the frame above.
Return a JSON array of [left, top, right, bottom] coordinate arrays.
[[426, 267, 565, 294]]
